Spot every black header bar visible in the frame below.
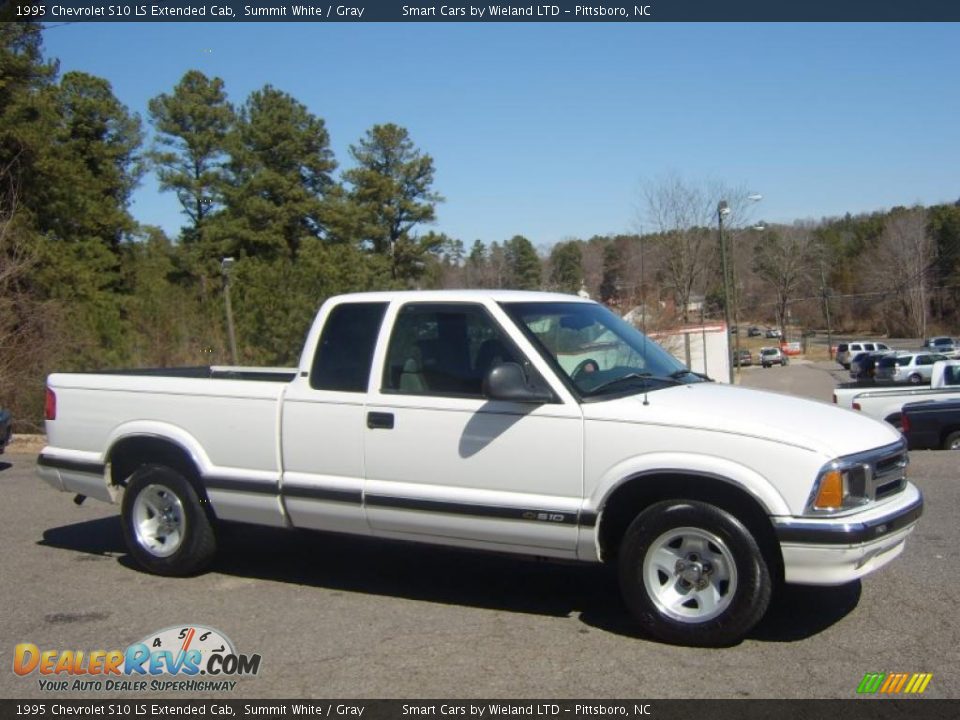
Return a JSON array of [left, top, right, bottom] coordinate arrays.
[[3, 0, 960, 23], [0, 700, 958, 720]]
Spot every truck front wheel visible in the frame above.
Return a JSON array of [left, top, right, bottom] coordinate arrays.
[[618, 500, 771, 646], [121, 465, 216, 576]]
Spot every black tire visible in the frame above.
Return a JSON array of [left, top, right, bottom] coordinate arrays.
[[908, 373, 922, 384], [943, 431, 960, 451], [121, 464, 216, 576], [618, 500, 771, 647]]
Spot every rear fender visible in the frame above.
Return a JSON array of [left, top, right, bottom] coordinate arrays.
[[104, 421, 212, 476]]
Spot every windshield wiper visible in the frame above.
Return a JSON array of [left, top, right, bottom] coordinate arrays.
[[584, 372, 684, 397], [669, 368, 711, 382]]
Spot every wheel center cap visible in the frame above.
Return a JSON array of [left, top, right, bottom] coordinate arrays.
[[680, 564, 702, 584], [676, 560, 704, 584], [160, 509, 177, 528]]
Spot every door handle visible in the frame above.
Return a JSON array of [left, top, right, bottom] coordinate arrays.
[[367, 412, 395, 430]]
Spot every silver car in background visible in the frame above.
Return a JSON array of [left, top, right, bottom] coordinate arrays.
[[876, 351, 949, 384]]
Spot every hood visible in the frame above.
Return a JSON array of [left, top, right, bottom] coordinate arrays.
[[581, 382, 902, 459]]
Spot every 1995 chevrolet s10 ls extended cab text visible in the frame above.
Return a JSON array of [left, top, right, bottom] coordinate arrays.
[[38, 291, 922, 646]]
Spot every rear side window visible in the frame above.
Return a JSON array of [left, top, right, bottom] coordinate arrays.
[[310, 303, 388, 392], [863, 343, 875, 351], [838, 343, 849, 352]]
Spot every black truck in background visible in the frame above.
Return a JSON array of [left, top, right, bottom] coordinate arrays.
[[902, 399, 960, 451]]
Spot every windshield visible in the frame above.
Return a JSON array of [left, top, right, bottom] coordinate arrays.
[[501, 301, 704, 398]]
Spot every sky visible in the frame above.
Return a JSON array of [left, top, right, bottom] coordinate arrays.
[[40, 21, 960, 250]]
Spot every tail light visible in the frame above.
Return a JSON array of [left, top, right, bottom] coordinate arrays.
[[900, 414, 911, 433], [852, 402, 861, 411], [44, 388, 56, 421]]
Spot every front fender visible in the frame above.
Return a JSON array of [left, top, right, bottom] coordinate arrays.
[[589, 451, 791, 517]]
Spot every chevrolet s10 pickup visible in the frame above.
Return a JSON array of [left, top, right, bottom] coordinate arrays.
[[38, 291, 922, 646]]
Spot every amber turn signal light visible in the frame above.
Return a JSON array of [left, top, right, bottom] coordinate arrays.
[[813, 469, 844, 509]]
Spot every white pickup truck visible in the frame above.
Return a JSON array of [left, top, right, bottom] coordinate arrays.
[[833, 360, 960, 428], [39, 291, 922, 646]]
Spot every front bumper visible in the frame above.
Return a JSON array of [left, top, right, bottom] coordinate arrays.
[[773, 482, 923, 585]]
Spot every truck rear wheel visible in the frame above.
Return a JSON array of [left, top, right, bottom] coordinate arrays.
[[618, 500, 771, 647], [121, 464, 216, 576]]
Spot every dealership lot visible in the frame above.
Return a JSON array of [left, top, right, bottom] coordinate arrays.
[[2, 362, 957, 699]]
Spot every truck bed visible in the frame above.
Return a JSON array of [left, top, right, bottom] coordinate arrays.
[[43, 366, 296, 507], [69, 365, 298, 383]]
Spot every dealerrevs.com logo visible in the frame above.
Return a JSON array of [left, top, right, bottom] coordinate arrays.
[[13, 624, 261, 692]]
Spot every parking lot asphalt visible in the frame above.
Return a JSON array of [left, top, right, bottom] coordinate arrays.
[[2, 362, 957, 699]]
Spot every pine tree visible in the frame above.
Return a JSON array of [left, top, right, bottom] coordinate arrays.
[[0, 23, 59, 212], [343, 123, 442, 280], [549, 241, 583, 293], [504, 235, 541, 290], [600, 242, 625, 303], [148, 71, 234, 270], [214, 84, 336, 260]]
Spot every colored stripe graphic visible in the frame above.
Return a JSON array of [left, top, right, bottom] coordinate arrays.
[[857, 672, 932, 694], [857, 673, 885, 694], [906, 673, 933, 694]]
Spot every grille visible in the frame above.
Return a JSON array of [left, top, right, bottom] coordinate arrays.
[[869, 447, 908, 501]]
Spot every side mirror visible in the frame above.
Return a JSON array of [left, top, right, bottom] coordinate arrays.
[[482, 362, 552, 403]]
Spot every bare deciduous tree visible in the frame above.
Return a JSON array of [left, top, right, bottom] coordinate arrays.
[[871, 209, 934, 338], [640, 175, 755, 324], [752, 225, 816, 338]]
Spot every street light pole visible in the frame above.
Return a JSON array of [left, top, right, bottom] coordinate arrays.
[[221, 257, 239, 366], [717, 201, 734, 384], [729, 197, 764, 382]]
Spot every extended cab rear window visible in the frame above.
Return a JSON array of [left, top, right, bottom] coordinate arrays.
[[310, 302, 388, 392]]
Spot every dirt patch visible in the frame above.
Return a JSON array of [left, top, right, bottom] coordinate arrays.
[[8, 434, 47, 454]]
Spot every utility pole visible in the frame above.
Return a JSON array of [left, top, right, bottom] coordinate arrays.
[[718, 201, 734, 384], [819, 258, 833, 360], [221, 257, 239, 366]]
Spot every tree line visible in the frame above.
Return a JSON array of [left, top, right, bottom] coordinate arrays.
[[1, 24, 451, 428], [2, 24, 959, 430]]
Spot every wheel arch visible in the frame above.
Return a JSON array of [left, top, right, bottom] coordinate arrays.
[[596, 470, 784, 586], [940, 426, 960, 449], [106, 432, 215, 520]]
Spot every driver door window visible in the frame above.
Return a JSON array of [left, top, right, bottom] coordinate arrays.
[[382, 304, 519, 397]]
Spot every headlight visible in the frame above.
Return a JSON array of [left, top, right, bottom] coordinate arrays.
[[806, 441, 908, 515], [808, 463, 871, 512]]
